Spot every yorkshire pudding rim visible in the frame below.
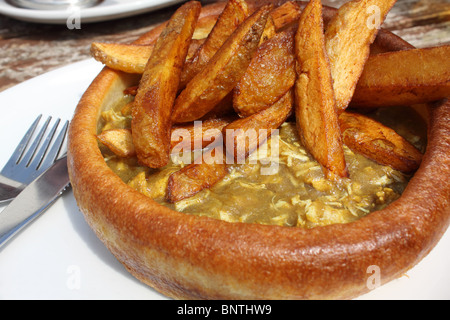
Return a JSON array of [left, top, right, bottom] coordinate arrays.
[[67, 0, 450, 300]]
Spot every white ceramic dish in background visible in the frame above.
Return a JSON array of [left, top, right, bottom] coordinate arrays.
[[0, 59, 449, 299], [0, 0, 185, 24]]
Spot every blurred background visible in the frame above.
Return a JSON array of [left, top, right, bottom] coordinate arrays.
[[0, 0, 449, 92]]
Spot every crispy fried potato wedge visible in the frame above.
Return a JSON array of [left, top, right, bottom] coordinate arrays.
[[97, 128, 135, 158], [91, 39, 204, 74], [90, 1, 299, 77], [339, 111, 423, 172], [166, 146, 228, 203], [325, 0, 397, 112], [232, 40, 449, 113], [97, 116, 235, 158], [225, 90, 293, 161], [259, 14, 276, 44], [294, 0, 348, 180], [132, 1, 201, 168], [91, 43, 154, 74], [192, 14, 217, 39], [352, 45, 450, 107], [171, 115, 236, 151], [269, 0, 302, 31], [233, 27, 295, 117], [203, 92, 235, 118], [180, 0, 249, 88], [135, 8, 217, 45], [171, 4, 273, 123]]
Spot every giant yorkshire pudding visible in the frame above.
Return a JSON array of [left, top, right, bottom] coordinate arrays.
[[67, 0, 450, 299]]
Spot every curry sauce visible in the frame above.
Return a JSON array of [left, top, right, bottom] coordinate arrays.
[[98, 96, 426, 228]]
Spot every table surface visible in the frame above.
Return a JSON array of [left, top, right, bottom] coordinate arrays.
[[0, 0, 449, 92]]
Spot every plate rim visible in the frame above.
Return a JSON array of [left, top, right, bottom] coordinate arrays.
[[0, 0, 185, 24]]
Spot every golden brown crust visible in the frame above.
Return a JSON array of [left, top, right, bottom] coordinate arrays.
[[170, 115, 236, 151], [351, 45, 450, 107], [68, 1, 450, 300], [324, 0, 398, 112], [233, 27, 296, 117], [180, 0, 249, 88], [339, 111, 423, 173], [166, 146, 228, 203], [225, 89, 293, 160], [131, 1, 201, 168], [171, 4, 273, 123], [294, 0, 347, 180]]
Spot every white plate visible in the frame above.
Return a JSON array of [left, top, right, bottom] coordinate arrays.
[[0, 0, 185, 24], [0, 59, 449, 300]]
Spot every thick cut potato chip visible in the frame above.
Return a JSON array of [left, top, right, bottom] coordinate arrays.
[[132, 1, 201, 168], [97, 128, 135, 158], [180, 0, 249, 88], [352, 45, 450, 107], [90, 1, 301, 77], [233, 27, 295, 117], [191, 14, 218, 39], [203, 92, 235, 118], [259, 14, 276, 44], [171, 115, 236, 151], [231, 38, 449, 113], [91, 43, 154, 74], [269, 0, 302, 31], [90, 39, 204, 74], [225, 89, 293, 161], [166, 146, 228, 203], [339, 111, 423, 172], [325, 0, 397, 112], [97, 117, 235, 158], [294, 0, 348, 180], [171, 4, 273, 123]]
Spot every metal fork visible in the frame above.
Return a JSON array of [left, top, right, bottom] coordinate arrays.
[[0, 115, 68, 204]]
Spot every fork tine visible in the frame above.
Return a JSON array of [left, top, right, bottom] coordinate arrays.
[[21, 116, 51, 168], [0, 116, 69, 191], [39, 120, 68, 170], [28, 118, 60, 171], [1, 115, 42, 172]]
